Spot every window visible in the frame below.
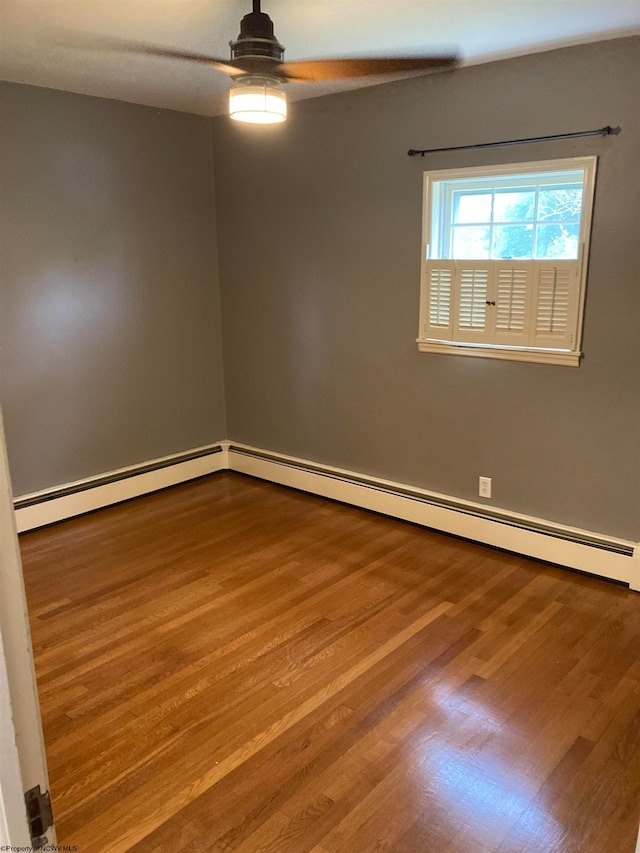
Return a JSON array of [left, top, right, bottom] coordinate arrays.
[[418, 157, 597, 366]]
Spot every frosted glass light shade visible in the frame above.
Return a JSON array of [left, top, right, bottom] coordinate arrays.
[[229, 81, 287, 124]]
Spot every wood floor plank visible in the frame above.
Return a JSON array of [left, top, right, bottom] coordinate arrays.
[[65, 600, 454, 851], [18, 472, 640, 853]]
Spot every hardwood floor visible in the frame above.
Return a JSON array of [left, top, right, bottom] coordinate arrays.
[[19, 472, 640, 853]]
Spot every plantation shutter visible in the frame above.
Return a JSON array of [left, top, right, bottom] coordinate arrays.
[[492, 264, 534, 346], [531, 261, 580, 349], [453, 262, 493, 343], [421, 261, 455, 338], [421, 259, 581, 351]]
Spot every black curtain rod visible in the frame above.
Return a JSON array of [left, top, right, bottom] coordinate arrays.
[[407, 125, 620, 157]]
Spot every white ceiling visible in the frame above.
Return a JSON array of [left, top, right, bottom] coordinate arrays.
[[1, 0, 638, 116]]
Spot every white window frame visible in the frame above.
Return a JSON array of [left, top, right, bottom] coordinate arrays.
[[417, 156, 597, 366]]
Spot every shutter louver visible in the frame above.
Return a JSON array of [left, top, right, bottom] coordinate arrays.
[[532, 261, 580, 349], [429, 266, 453, 327], [493, 265, 533, 346], [496, 268, 528, 330], [454, 263, 493, 342], [421, 261, 455, 339], [459, 268, 488, 328], [536, 270, 570, 333]]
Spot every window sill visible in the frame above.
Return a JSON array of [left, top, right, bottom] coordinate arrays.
[[416, 339, 581, 366]]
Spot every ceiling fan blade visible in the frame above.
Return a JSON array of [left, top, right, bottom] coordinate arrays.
[[123, 43, 243, 76], [279, 56, 457, 82], [57, 32, 243, 77]]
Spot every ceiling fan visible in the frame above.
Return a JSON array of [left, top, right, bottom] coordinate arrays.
[[81, 0, 458, 123]]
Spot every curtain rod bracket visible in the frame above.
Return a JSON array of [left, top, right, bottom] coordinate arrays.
[[407, 125, 620, 158]]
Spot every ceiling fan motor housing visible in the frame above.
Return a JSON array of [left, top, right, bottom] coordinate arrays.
[[230, 9, 284, 63]]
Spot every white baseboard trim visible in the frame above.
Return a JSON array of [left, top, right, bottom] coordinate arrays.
[[228, 444, 640, 591], [14, 444, 226, 533], [13, 440, 639, 590]]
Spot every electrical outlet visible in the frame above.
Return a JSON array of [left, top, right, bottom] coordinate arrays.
[[479, 476, 492, 499]]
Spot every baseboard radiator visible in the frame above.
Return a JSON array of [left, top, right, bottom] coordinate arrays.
[[13, 441, 639, 590], [13, 444, 227, 533]]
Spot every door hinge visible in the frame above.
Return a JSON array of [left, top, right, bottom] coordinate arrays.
[[25, 785, 53, 849]]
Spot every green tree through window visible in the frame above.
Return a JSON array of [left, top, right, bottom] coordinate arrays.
[[493, 187, 582, 259]]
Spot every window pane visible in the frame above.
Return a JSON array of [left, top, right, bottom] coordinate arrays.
[[452, 226, 490, 259], [453, 192, 492, 223], [493, 190, 535, 223], [492, 225, 534, 259], [536, 223, 580, 259], [537, 187, 583, 222]]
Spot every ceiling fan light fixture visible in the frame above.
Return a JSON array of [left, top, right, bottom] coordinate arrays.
[[73, 1, 458, 126], [229, 78, 287, 124]]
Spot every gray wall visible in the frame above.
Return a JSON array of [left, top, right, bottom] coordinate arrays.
[[212, 37, 640, 540], [1, 40, 638, 540], [1, 83, 226, 495]]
